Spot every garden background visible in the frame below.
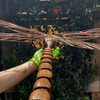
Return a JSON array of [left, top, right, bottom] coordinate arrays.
[[0, 0, 100, 100]]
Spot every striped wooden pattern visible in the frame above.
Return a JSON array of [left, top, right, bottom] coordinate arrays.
[[29, 48, 53, 100], [0, 0, 100, 100]]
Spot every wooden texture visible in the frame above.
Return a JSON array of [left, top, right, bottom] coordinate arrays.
[[39, 63, 52, 71], [87, 81, 99, 92], [90, 17, 100, 99], [29, 89, 50, 100], [90, 38, 100, 100], [0, 1, 13, 100], [41, 54, 52, 59], [4, 87, 15, 100], [36, 69, 52, 79], [33, 78, 51, 92], [92, 93, 99, 100], [40, 58, 52, 64], [5, 92, 12, 100], [29, 46, 53, 100]]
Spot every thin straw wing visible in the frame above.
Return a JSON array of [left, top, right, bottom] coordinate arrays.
[[51, 29, 100, 50], [0, 20, 100, 50], [0, 19, 39, 32], [0, 20, 48, 42], [0, 32, 44, 42]]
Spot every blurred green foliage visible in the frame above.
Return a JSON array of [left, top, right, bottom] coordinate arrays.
[[2, 0, 100, 100]]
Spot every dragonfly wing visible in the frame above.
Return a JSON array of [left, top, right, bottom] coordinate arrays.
[[51, 34, 100, 50], [0, 20, 46, 37], [0, 32, 48, 42], [0, 20, 49, 42], [0, 20, 100, 50]]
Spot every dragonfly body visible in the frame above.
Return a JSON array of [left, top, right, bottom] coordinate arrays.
[[0, 20, 100, 99]]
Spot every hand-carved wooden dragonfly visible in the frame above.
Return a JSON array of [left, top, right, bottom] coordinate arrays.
[[0, 19, 100, 50], [0, 19, 100, 100]]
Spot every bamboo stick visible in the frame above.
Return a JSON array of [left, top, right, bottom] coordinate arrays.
[[29, 48, 53, 100], [29, 37, 56, 100]]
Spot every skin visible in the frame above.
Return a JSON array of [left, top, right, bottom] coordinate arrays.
[[0, 61, 37, 93]]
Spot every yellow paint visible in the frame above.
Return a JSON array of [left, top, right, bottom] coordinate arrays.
[[43, 18, 47, 20], [38, 13, 42, 14], [35, 18, 38, 20], [56, 17, 59, 20], [29, 24, 66, 49], [54, 30, 58, 34], [30, 26, 33, 30], [63, 34, 66, 37], [66, 12, 68, 14], [59, 42, 63, 45], [61, 55, 64, 59], [21, 19, 24, 20], [22, 12, 27, 15]]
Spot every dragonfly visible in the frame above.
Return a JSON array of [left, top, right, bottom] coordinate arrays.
[[0, 19, 100, 50], [0, 19, 100, 100]]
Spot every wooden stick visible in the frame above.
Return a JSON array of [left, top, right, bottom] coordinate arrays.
[[29, 48, 53, 100], [29, 37, 56, 100]]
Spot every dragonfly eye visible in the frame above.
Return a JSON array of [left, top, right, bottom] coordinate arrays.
[[43, 38, 56, 48]]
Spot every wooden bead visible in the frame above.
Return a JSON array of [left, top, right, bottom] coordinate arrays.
[[41, 55, 52, 60], [42, 52, 53, 56], [33, 78, 51, 90], [36, 69, 52, 81], [40, 58, 52, 64], [29, 89, 50, 100], [43, 50, 52, 52], [39, 63, 52, 71]]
